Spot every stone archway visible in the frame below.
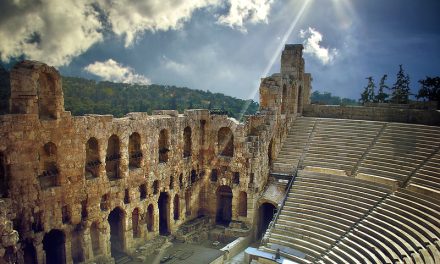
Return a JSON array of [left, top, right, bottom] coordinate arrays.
[[216, 185, 233, 226], [258, 203, 276, 239], [158, 192, 170, 235], [43, 229, 66, 264], [23, 240, 37, 264], [108, 207, 125, 257]]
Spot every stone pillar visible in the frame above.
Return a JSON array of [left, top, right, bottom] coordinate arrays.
[[82, 226, 93, 262]]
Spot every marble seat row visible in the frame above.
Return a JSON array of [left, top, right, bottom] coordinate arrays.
[[357, 123, 440, 187], [272, 117, 316, 173], [260, 171, 390, 263], [302, 118, 383, 175]]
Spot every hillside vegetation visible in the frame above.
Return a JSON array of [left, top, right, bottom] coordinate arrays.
[[62, 77, 259, 119], [0, 71, 259, 119]]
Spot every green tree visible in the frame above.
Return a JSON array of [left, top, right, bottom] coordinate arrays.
[[390, 65, 411, 104], [417, 76, 440, 108], [375, 74, 389, 103], [360, 76, 375, 104]]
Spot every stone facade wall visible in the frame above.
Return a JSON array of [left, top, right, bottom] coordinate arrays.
[[0, 45, 311, 263], [303, 104, 440, 126]]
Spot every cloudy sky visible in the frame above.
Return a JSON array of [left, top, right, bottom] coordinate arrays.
[[1, 0, 439, 100]]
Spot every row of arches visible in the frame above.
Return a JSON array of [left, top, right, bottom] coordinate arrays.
[[21, 186, 254, 263], [36, 125, 235, 189]]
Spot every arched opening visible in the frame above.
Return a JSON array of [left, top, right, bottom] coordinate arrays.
[[129, 132, 142, 169], [105, 135, 121, 180], [183, 126, 192, 158], [158, 192, 170, 235], [132, 208, 140, 238], [158, 129, 169, 163], [216, 185, 233, 226], [153, 180, 159, 194], [23, 240, 37, 264], [190, 169, 197, 184], [71, 228, 84, 263], [210, 169, 218, 182], [146, 204, 154, 232], [173, 194, 180, 220], [258, 203, 276, 239], [38, 142, 59, 189], [90, 222, 101, 256], [179, 173, 183, 188], [0, 152, 8, 198], [218, 127, 234, 157], [297, 85, 303, 114], [139, 184, 147, 200], [169, 176, 174, 190], [281, 84, 287, 114], [108, 207, 125, 257], [238, 192, 247, 217], [185, 190, 191, 216], [43, 229, 66, 264], [85, 138, 100, 179], [38, 72, 57, 120]]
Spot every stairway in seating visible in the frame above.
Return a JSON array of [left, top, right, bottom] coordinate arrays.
[[271, 117, 316, 175]]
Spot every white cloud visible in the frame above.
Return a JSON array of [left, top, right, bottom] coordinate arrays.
[[218, 0, 274, 31], [0, 0, 275, 66], [0, 0, 103, 66], [299, 27, 338, 65], [84, 59, 151, 85]]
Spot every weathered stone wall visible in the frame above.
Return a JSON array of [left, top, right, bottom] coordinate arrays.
[[0, 44, 310, 263], [303, 104, 440, 126]]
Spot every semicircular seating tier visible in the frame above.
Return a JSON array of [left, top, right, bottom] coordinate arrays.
[[261, 117, 440, 264]]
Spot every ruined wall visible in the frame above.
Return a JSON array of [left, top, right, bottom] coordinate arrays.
[[0, 44, 310, 263], [303, 104, 440, 126]]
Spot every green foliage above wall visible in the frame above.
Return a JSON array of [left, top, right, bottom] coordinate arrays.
[[61, 76, 259, 119]]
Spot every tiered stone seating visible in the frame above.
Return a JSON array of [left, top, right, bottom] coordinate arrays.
[[259, 171, 390, 263], [357, 123, 440, 188], [272, 117, 316, 174], [407, 151, 440, 198], [327, 189, 440, 264], [302, 118, 383, 176]]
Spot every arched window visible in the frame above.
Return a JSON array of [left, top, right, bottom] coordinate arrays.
[[132, 208, 140, 238], [173, 195, 180, 220], [238, 192, 247, 217], [210, 169, 218, 182], [38, 142, 59, 189], [146, 204, 154, 232], [85, 138, 100, 179], [129, 133, 142, 169], [158, 129, 169, 163], [153, 180, 159, 194], [105, 135, 121, 180], [218, 127, 234, 157], [169, 176, 174, 190], [183, 126, 192, 158], [139, 184, 147, 200]]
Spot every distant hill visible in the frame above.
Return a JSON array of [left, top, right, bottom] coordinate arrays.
[[0, 72, 259, 119], [62, 77, 259, 119], [310, 91, 359, 106]]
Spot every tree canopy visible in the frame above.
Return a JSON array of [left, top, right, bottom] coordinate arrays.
[[61, 77, 259, 119], [311, 91, 358, 106], [390, 65, 411, 104]]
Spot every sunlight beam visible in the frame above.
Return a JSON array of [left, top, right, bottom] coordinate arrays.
[[236, 0, 313, 121]]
